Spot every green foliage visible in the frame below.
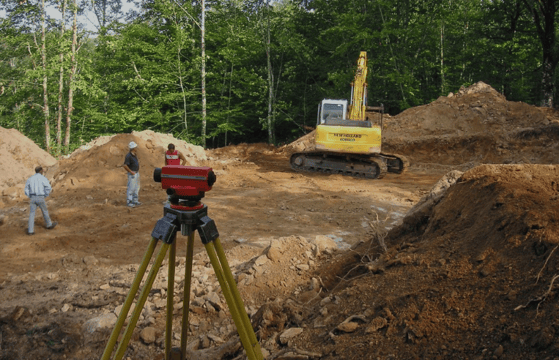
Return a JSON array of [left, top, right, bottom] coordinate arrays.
[[0, 0, 555, 151]]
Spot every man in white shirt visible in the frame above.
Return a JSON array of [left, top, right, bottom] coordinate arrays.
[[24, 166, 57, 235]]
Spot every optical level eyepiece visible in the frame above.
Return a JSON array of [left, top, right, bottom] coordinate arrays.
[[154, 167, 162, 183]]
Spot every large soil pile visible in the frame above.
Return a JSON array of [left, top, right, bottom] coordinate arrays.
[[0, 126, 57, 197], [383, 82, 559, 166], [53, 130, 207, 190], [279, 164, 559, 359], [284, 82, 559, 169]]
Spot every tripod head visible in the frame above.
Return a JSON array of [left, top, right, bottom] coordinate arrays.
[[154, 165, 216, 208]]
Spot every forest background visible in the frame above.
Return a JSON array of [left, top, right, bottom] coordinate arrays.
[[0, 0, 557, 155]]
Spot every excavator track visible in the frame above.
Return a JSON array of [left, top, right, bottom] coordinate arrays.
[[290, 151, 410, 179], [383, 153, 409, 174]]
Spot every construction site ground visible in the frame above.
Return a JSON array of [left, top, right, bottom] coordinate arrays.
[[1, 82, 559, 360]]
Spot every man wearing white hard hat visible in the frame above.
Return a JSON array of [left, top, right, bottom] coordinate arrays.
[[123, 141, 141, 207]]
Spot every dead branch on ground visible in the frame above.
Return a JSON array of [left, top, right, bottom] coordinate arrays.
[[514, 273, 559, 316], [536, 245, 558, 284]]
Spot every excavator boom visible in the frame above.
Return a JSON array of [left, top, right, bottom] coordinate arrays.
[[347, 51, 368, 121]]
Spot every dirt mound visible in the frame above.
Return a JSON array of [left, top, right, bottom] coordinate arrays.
[[53, 130, 207, 190], [0, 126, 57, 201], [278, 164, 559, 359], [279, 130, 316, 156], [384, 82, 559, 166], [385, 81, 550, 140], [283, 82, 559, 168]]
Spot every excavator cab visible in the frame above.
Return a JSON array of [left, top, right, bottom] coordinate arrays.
[[318, 99, 347, 125]]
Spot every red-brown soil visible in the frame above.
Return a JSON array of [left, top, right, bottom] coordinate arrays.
[[1, 82, 559, 360]]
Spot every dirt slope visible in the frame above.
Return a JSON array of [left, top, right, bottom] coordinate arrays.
[[0, 126, 57, 195], [276, 164, 559, 359], [53, 130, 207, 190], [383, 82, 559, 166]]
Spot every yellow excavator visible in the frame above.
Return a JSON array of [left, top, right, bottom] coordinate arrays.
[[290, 51, 408, 179]]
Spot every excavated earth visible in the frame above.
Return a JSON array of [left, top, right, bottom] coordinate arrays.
[[1, 82, 559, 360]]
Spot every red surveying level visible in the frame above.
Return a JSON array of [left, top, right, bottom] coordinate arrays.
[[154, 165, 217, 209], [102, 166, 264, 360]]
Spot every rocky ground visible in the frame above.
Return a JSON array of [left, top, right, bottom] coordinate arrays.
[[1, 82, 559, 360]]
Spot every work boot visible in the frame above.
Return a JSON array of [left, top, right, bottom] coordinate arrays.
[[127, 203, 135, 208], [47, 222, 58, 230], [134, 202, 142, 206]]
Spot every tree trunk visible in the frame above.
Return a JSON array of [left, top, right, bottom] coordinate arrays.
[[226, 62, 233, 147], [201, 0, 207, 148], [440, 21, 445, 95], [178, 51, 188, 135], [65, 0, 78, 151], [266, 0, 273, 144], [41, 0, 51, 153], [57, 0, 67, 152], [523, 0, 557, 107], [542, 53, 554, 107]]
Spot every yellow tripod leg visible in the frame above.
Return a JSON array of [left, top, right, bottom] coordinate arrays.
[[165, 237, 177, 360], [214, 238, 263, 359], [113, 242, 171, 360], [180, 232, 195, 360], [101, 237, 158, 360], [204, 241, 260, 360]]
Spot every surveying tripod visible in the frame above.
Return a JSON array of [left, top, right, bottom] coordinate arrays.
[[101, 201, 264, 360]]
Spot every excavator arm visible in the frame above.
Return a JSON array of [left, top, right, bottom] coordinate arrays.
[[347, 51, 368, 121]]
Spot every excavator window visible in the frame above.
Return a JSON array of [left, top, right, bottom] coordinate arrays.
[[321, 103, 345, 123]]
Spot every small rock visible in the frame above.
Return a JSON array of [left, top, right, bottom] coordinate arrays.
[[266, 247, 282, 262], [320, 297, 332, 306], [83, 256, 99, 266], [154, 298, 166, 309], [312, 235, 338, 256], [207, 333, 224, 344], [61, 304, 71, 313], [140, 327, 157, 344], [201, 335, 211, 348], [100, 284, 110, 290], [310, 278, 320, 290], [46, 273, 58, 280], [254, 255, 268, 266], [494, 345, 504, 357], [279, 328, 303, 344], [337, 321, 359, 333], [365, 317, 388, 333], [83, 313, 117, 334]]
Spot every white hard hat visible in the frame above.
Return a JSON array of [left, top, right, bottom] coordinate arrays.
[[129, 141, 138, 149]]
